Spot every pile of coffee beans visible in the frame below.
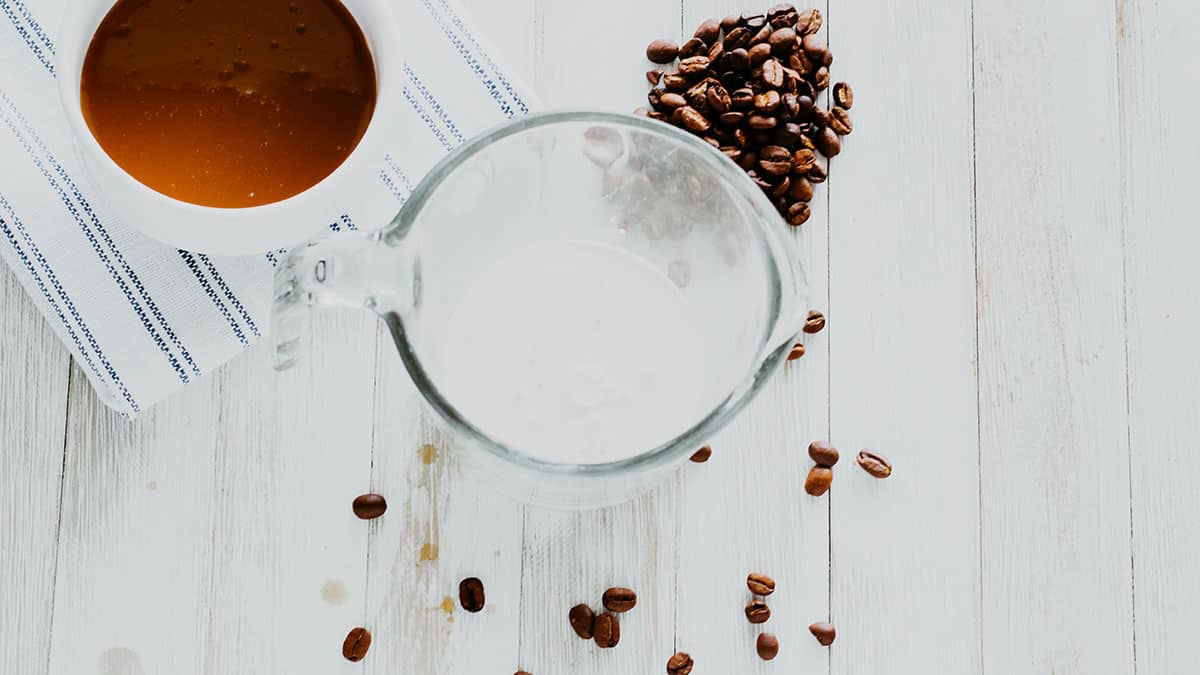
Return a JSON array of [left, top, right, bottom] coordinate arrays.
[[744, 572, 780, 660], [568, 586, 638, 649], [639, 5, 855, 227]]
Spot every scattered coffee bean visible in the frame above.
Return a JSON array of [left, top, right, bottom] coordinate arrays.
[[667, 652, 695, 675], [342, 626, 371, 662], [808, 440, 839, 467], [646, 70, 663, 85], [602, 587, 638, 613], [805, 466, 833, 496], [646, 39, 680, 63], [745, 599, 772, 624], [516, 671, 532, 675], [757, 633, 780, 660], [804, 309, 826, 333], [747, 572, 776, 596], [857, 450, 893, 478], [832, 81, 854, 109], [459, 577, 485, 613], [786, 201, 811, 226], [788, 343, 806, 360], [809, 621, 836, 646], [593, 612, 620, 648], [352, 493, 387, 520], [690, 445, 713, 463], [569, 603, 595, 639], [830, 106, 853, 135]]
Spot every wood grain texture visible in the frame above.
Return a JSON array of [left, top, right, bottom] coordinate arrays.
[[1120, 0, 1200, 672], [0, 263, 70, 675], [974, 0, 1135, 672], [827, 0, 981, 672]]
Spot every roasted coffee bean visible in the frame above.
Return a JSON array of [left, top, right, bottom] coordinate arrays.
[[702, 135, 721, 148], [748, 113, 778, 130], [770, 175, 791, 198], [515, 671, 532, 675], [720, 70, 746, 91], [754, 90, 781, 112], [663, 73, 688, 91], [768, 27, 796, 55], [678, 55, 711, 75], [829, 107, 853, 135], [352, 493, 387, 520], [761, 59, 785, 87], [768, 3, 798, 27], [796, 8, 822, 35], [757, 633, 780, 661], [718, 111, 745, 127], [813, 65, 830, 90], [802, 33, 828, 60], [804, 309, 827, 334], [569, 603, 595, 639], [723, 26, 751, 50], [737, 151, 758, 171], [685, 80, 710, 108], [778, 93, 801, 121], [749, 24, 773, 47], [805, 465, 832, 495], [786, 201, 811, 226], [742, 12, 767, 29], [707, 40, 725, 65], [694, 18, 722, 45], [758, 145, 792, 176], [811, 106, 831, 127], [720, 146, 743, 161], [646, 70, 663, 85], [647, 89, 663, 110], [731, 87, 755, 110], [815, 126, 841, 157], [342, 627, 371, 662], [678, 106, 711, 133], [807, 161, 828, 182], [857, 450, 893, 478], [789, 50, 814, 76], [707, 84, 732, 113], [809, 621, 837, 646], [747, 572, 777, 596], [790, 148, 816, 173], [772, 121, 801, 145], [721, 14, 741, 32], [788, 343, 806, 360], [832, 81, 854, 109], [593, 613, 620, 648], [745, 600, 772, 624], [459, 577, 486, 612], [690, 445, 713, 462], [728, 47, 751, 72], [667, 652, 695, 675], [679, 37, 707, 60], [808, 440, 839, 467], [660, 92, 687, 109], [749, 170, 774, 191], [646, 39, 679, 64], [789, 175, 814, 202], [733, 127, 749, 147], [602, 587, 638, 613], [747, 42, 773, 67], [648, 111, 667, 122]]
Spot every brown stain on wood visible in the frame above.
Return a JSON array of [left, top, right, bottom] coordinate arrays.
[[439, 595, 455, 623], [419, 542, 439, 562], [1117, 0, 1126, 39], [418, 443, 439, 465]]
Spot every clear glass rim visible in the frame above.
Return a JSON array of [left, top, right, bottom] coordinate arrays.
[[384, 110, 805, 478]]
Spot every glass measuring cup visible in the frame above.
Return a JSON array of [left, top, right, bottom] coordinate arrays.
[[272, 111, 808, 507]]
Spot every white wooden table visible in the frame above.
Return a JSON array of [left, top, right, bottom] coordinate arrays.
[[2, 0, 1197, 673]]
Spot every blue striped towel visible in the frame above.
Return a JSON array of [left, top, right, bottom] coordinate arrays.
[[0, 0, 534, 415]]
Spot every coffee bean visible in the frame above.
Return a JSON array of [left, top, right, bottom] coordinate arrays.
[[721, 14, 741, 33], [678, 55, 710, 75], [459, 577, 485, 613], [811, 105, 830, 127], [678, 106, 711, 133], [788, 343, 805, 360], [768, 3, 798, 27], [733, 127, 749, 147], [804, 309, 827, 334], [707, 40, 725, 65], [728, 47, 751, 72], [737, 150, 758, 171], [659, 92, 687, 109], [761, 59, 785, 87], [569, 603, 595, 639], [790, 148, 816, 173], [342, 627, 371, 662], [352, 493, 387, 520], [648, 111, 667, 122], [807, 161, 828, 183], [646, 39, 679, 64], [778, 93, 801, 121], [789, 175, 814, 201], [833, 81, 854, 109], [789, 50, 814, 76], [768, 27, 796, 55], [731, 87, 755, 110], [715, 111, 743, 127], [747, 572, 776, 596], [813, 65, 830, 90], [748, 113, 777, 130], [830, 106, 853, 135], [770, 175, 791, 198], [815, 126, 841, 157], [690, 445, 713, 462], [757, 633, 780, 661], [749, 24, 773, 46], [663, 73, 688, 91], [515, 671, 532, 675], [745, 600, 771, 624], [646, 70, 663, 85], [747, 42, 773, 67], [808, 441, 839, 467], [809, 621, 837, 646], [805, 466, 832, 496], [593, 612, 620, 648], [754, 90, 781, 112], [801, 33, 826, 58], [796, 8, 822, 35], [667, 652, 695, 675], [742, 12, 766, 29], [758, 145, 792, 176], [786, 201, 811, 226], [749, 170, 773, 191], [602, 587, 637, 613], [857, 450, 893, 478], [694, 18, 721, 45], [723, 26, 751, 50], [679, 37, 707, 60], [707, 84, 731, 113]]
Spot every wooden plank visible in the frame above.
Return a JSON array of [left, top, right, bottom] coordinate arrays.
[[0, 263, 71, 675], [1120, 1, 1200, 672], [974, 0, 1134, 672], [673, 0, 831, 672], [827, 0, 980, 672]]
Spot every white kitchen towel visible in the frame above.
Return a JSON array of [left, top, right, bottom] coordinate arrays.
[[0, 0, 534, 415]]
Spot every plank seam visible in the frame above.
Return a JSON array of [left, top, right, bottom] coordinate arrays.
[[969, 0, 985, 673], [41, 361, 72, 675]]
